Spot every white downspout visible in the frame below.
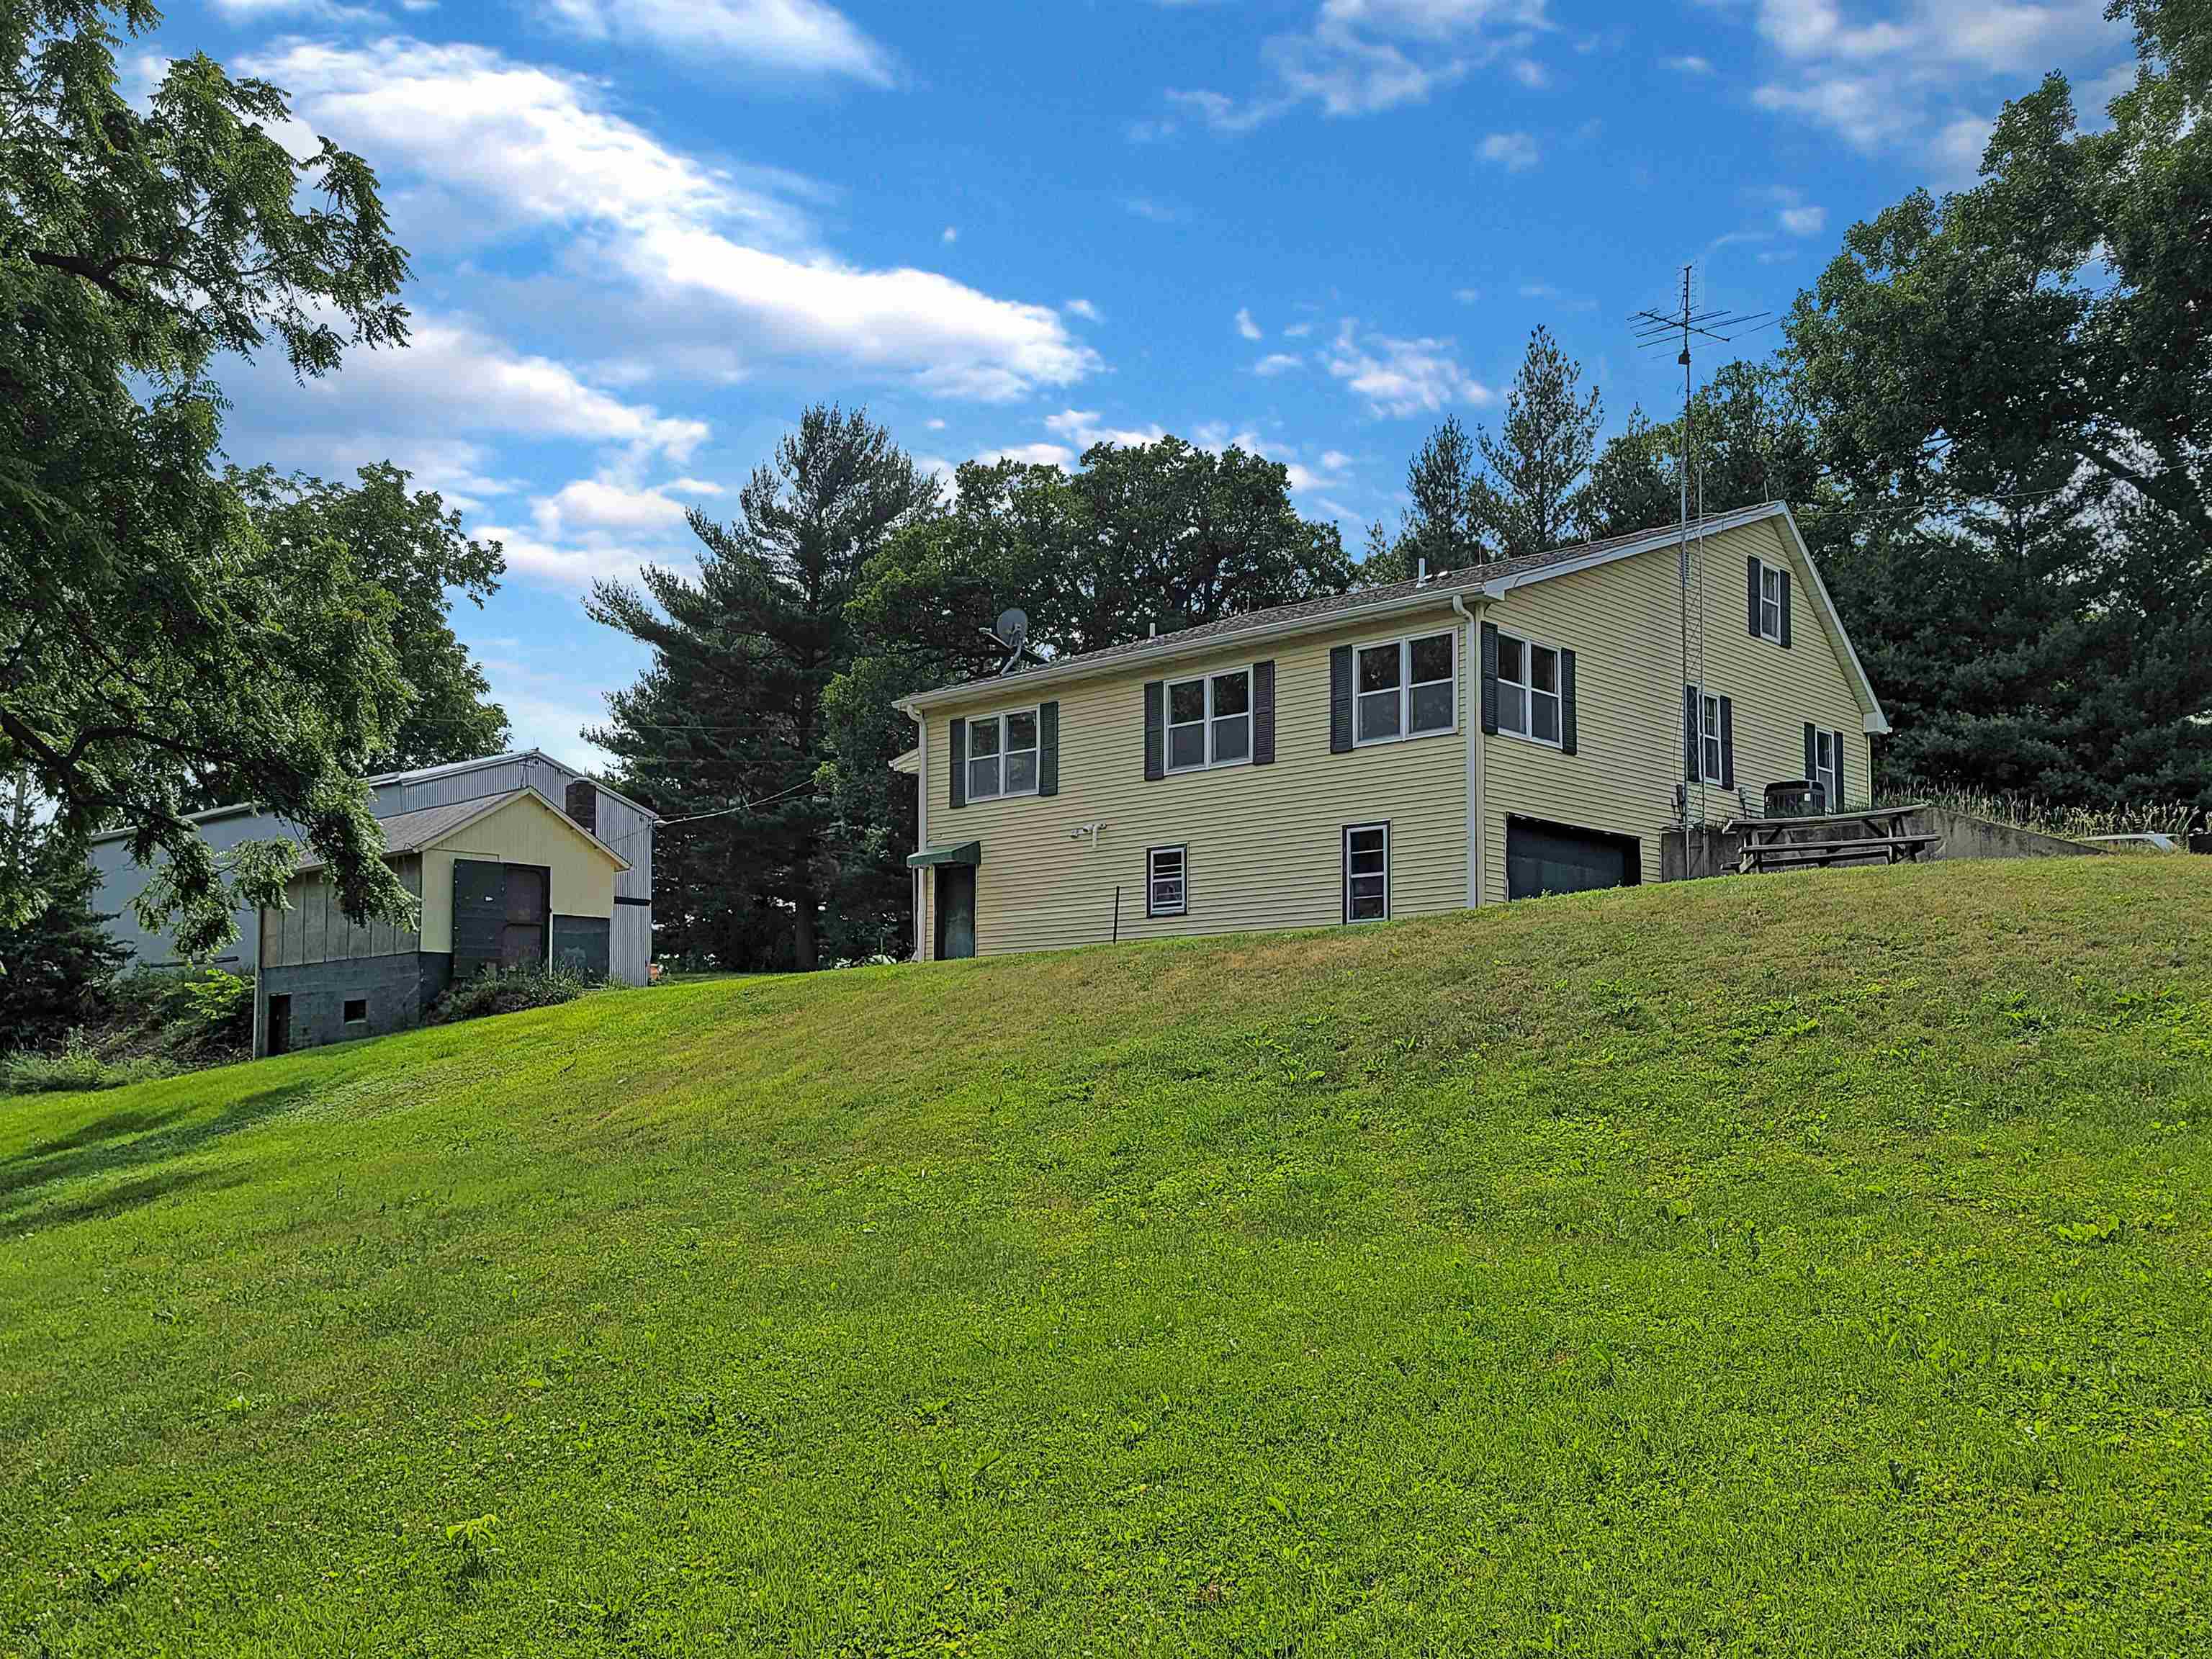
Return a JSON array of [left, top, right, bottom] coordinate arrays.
[[1450, 594, 1483, 907]]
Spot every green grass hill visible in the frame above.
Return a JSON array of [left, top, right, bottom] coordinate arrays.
[[4, 858, 2210, 1656]]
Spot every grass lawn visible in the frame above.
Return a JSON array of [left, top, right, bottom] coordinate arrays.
[[4, 857, 2210, 1655]]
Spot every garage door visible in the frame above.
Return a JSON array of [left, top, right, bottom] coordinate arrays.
[[1506, 817, 1640, 901]]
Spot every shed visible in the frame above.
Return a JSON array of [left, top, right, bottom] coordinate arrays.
[[254, 786, 629, 1056]]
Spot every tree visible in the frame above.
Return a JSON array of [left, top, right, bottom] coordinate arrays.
[[588, 405, 940, 972], [1786, 0, 2212, 806], [0, 772, 126, 1045], [1583, 362, 1828, 539], [229, 465, 509, 779], [1478, 325, 1601, 557], [1, 1, 421, 956]]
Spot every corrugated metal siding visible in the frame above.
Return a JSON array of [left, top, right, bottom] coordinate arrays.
[[1480, 520, 1873, 899], [922, 608, 1473, 958]]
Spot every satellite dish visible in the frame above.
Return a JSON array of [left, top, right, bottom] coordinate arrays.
[[981, 606, 1033, 675]]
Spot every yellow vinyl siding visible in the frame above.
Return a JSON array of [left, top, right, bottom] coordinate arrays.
[[416, 792, 621, 953], [923, 611, 1472, 957], [1480, 519, 1872, 899]]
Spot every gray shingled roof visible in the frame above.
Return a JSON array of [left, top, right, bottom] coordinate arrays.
[[293, 791, 523, 871], [914, 505, 1778, 701]]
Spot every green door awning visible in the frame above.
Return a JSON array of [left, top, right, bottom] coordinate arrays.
[[907, 840, 982, 869]]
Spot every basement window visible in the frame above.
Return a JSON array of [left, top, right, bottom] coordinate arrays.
[[1344, 822, 1390, 922], [1147, 845, 1187, 917], [342, 997, 368, 1025]]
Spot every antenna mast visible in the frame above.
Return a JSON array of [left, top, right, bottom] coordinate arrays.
[[1630, 266, 1769, 828]]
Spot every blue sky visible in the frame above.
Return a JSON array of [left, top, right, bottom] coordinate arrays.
[[163, 0, 2134, 772]]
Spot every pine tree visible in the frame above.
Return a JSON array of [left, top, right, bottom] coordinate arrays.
[[0, 782, 127, 1048], [1478, 327, 1601, 557], [588, 406, 939, 971]]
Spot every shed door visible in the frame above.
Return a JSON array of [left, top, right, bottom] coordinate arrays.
[[1506, 817, 1640, 901], [501, 866, 549, 969]]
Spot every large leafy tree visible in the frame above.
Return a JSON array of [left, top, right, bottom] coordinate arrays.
[[228, 464, 509, 781], [589, 405, 940, 973], [1787, 0, 2212, 805], [1, 0, 421, 954]]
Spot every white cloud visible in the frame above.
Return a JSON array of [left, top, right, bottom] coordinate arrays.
[[980, 441, 1076, 467], [1066, 297, 1103, 321], [1931, 113, 1993, 181], [1043, 408, 1171, 449], [1454, 286, 1483, 302], [1325, 320, 1491, 418], [1517, 281, 1596, 311], [941, 225, 958, 243], [1156, 0, 1549, 129], [1667, 53, 1714, 73], [1478, 130, 1540, 171], [252, 39, 1097, 403], [1779, 202, 1827, 235], [925, 417, 948, 431], [532, 477, 720, 539], [1123, 194, 1187, 222], [1510, 57, 1549, 86], [210, 0, 374, 17], [1236, 307, 1264, 340], [1282, 320, 1315, 338], [1254, 352, 1305, 375], [1745, 0, 2123, 154], [539, 0, 894, 84]]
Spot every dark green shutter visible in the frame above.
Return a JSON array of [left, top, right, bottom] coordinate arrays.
[[1329, 647, 1353, 753], [949, 718, 967, 809], [1780, 570, 1793, 648], [1480, 623, 1500, 735], [1803, 722, 1817, 790], [1252, 661, 1276, 765], [1559, 647, 1577, 755], [1719, 696, 1735, 790], [1747, 555, 1762, 639], [452, 859, 504, 982], [1685, 688, 1700, 783], [1143, 681, 1164, 781], [1833, 728, 1848, 808], [1038, 701, 1058, 797]]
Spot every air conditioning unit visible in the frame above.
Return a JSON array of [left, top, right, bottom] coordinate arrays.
[[1764, 779, 1826, 817]]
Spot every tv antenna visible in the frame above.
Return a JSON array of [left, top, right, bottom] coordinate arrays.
[[980, 607, 1032, 675], [1630, 265, 1770, 832]]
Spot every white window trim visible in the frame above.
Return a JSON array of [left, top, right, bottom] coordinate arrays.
[[1351, 629, 1460, 750], [1343, 822, 1390, 924], [1146, 843, 1188, 917], [1689, 685, 1727, 786], [1164, 663, 1256, 774], [966, 706, 1042, 802], [1813, 727, 1840, 808], [1491, 626, 1565, 751], [1755, 557, 1785, 644]]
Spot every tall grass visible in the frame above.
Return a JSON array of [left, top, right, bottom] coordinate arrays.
[[1887, 784, 2200, 841]]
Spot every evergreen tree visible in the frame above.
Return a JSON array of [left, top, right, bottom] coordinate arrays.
[[1397, 415, 1493, 575], [588, 407, 938, 972], [1478, 326, 1601, 557], [0, 783, 126, 1048]]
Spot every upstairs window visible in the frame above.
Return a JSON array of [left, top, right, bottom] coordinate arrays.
[[1495, 631, 1563, 747], [1758, 561, 1784, 642], [1355, 631, 1456, 745], [1166, 667, 1252, 771], [967, 709, 1039, 801]]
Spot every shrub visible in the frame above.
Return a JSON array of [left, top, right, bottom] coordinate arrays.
[[1, 1031, 173, 1095], [428, 964, 591, 1025]]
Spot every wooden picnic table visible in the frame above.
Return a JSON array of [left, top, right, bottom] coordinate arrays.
[[1723, 803, 1943, 874]]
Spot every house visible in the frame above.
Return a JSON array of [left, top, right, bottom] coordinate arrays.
[[253, 784, 631, 1056], [86, 749, 657, 986], [893, 502, 1888, 959]]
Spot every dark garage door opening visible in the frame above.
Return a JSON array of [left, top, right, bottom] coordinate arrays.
[[1506, 817, 1642, 901]]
